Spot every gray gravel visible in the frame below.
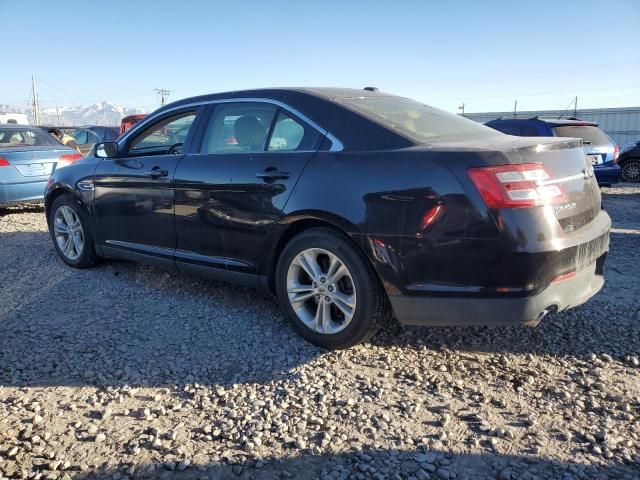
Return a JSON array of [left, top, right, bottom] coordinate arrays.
[[0, 185, 638, 480]]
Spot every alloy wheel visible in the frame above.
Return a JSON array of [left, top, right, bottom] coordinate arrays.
[[286, 248, 356, 335], [53, 205, 85, 261], [622, 161, 640, 182]]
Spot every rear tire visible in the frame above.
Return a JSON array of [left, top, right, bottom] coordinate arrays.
[[621, 158, 640, 183], [275, 228, 388, 349], [49, 194, 98, 268]]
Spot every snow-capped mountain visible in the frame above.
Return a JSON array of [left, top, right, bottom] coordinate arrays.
[[1, 102, 147, 126]]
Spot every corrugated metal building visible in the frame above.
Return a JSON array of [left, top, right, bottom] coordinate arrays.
[[464, 107, 640, 147]]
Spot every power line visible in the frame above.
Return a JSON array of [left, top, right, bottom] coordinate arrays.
[[154, 88, 171, 105]]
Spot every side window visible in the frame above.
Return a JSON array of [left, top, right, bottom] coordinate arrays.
[[72, 129, 88, 144], [202, 103, 276, 154], [86, 130, 100, 144], [268, 111, 320, 151], [128, 112, 197, 156]]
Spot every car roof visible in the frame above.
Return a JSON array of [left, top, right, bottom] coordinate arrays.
[[162, 87, 393, 106], [152, 87, 415, 151], [487, 117, 598, 127]]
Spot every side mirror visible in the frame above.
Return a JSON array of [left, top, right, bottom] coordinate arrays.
[[95, 142, 119, 158]]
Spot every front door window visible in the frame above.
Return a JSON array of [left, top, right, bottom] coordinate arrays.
[[128, 113, 197, 157]]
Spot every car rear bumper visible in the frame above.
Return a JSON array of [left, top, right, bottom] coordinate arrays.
[[0, 181, 47, 206], [391, 254, 606, 326], [594, 164, 620, 184]]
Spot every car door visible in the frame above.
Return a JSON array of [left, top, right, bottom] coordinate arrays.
[[93, 108, 201, 268], [173, 101, 323, 279]]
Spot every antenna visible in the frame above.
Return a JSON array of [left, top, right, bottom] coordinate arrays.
[[32, 75, 41, 124], [154, 88, 171, 105], [558, 96, 578, 119]]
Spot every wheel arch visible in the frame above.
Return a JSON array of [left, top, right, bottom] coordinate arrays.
[[45, 185, 88, 223], [619, 155, 640, 167], [261, 213, 375, 295]]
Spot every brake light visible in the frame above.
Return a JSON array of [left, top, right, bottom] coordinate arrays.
[[468, 164, 568, 208], [0, 158, 10, 167], [57, 153, 83, 168], [613, 145, 619, 164], [551, 271, 576, 284]]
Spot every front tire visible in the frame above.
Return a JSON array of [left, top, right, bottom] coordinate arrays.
[[49, 194, 98, 268], [275, 228, 388, 349], [621, 158, 640, 183]]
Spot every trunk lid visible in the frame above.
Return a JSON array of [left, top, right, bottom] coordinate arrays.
[[424, 134, 600, 232], [504, 137, 600, 232], [0, 146, 74, 178]]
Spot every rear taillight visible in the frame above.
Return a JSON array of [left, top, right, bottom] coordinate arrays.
[[613, 145, 619, 164], [0, 158, 10, 167], [468, 164, 568, 209], [551, 271, 577, 284], [57, 153, 83, 168]]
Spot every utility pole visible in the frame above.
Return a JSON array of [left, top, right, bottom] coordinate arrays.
[[574, 96, 578, 117], [31, 75, 41, 124], [458, 102, 465, 116], [154, 88, 171, 105], [55, 106, 61, 126], [513, 99, 518, 118]]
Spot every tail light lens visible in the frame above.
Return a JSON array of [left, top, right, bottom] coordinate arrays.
[[0, 158, 10, 167], [57, 153, 83, 168], [468, 164, 568, 209], [613, 145, 619, 164]]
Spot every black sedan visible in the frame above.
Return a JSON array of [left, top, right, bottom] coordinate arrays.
[[44, 88, 610, 349], [619, 140, 640, 182]]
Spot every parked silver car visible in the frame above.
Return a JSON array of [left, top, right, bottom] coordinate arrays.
[[0, 125, 80, 207]]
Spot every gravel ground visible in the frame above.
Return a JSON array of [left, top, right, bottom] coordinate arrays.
[[0, 185, 638, 480]]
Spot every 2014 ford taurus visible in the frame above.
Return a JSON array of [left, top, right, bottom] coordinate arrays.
[[44, 88, 610, 349]]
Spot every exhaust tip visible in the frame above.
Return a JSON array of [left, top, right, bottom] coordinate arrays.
[[525, 306, 557, 327]]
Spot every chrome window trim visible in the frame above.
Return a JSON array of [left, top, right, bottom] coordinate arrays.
[[119, 97, 344, 152]]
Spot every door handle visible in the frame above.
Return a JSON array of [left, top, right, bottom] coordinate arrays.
[[144, 167, 169, 179], [256, 167, 290, 181]]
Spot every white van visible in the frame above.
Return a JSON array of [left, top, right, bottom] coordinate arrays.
[[0, 112, 29, 125]]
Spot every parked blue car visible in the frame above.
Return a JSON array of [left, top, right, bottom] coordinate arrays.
[[485, 118, 620, 185], [0, 125, 81, 207]]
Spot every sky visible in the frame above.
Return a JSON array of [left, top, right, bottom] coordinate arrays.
[[2, 0, 639, 114]]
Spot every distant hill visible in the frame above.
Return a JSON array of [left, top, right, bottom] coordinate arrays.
[[0, 102, 147, 126]]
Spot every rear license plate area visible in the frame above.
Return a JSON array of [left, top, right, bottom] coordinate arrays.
[[16, 163, 53, 177], [587, 154, 603, 166]]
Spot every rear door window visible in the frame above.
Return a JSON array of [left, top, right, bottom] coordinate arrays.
[[202, 103, 277, 154], [552, 126, 611, 147], [267, 111, 320, 151]]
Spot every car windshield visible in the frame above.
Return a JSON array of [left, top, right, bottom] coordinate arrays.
[[552, 125, 611, 147], [0, 127, 60, 147], [337, 95, 495, 142]]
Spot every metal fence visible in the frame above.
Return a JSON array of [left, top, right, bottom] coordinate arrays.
[[464, 107, 640, 147]]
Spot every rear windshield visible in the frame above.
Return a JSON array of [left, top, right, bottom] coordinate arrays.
[[336, 95, 495, 142], [0, 127, 60, 147], [552, 125, 611, 147]]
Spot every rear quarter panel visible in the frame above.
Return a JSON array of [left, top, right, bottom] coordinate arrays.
[[274, 147, 501, 296]]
